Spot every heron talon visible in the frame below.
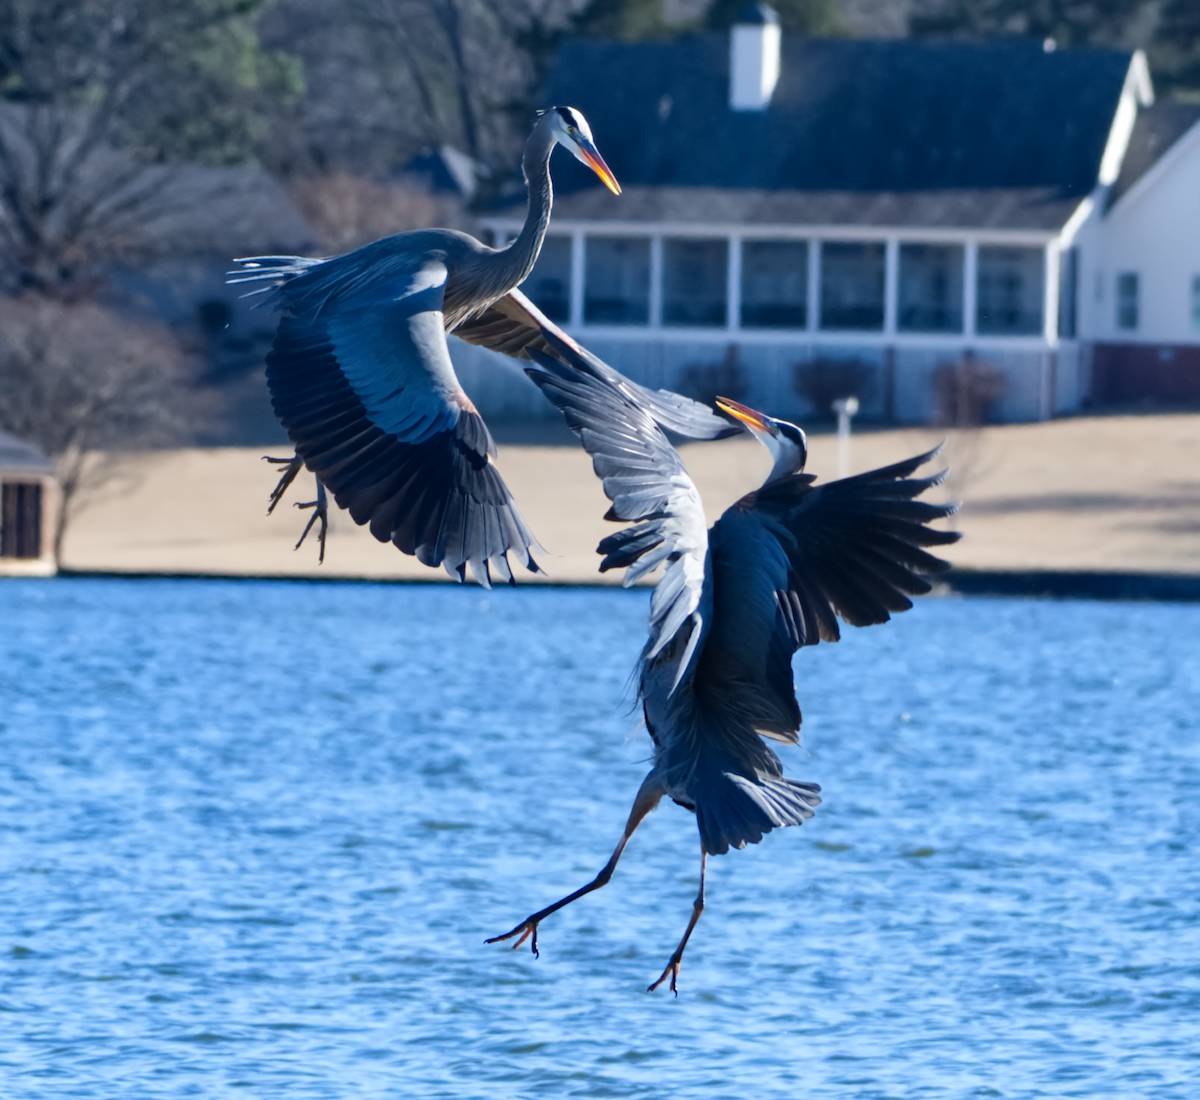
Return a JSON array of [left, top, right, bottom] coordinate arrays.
[[293, 480, 329, 564], [485, 919, 540, 957], [264, 454, 303, 515], [648, 959, 681, 995]]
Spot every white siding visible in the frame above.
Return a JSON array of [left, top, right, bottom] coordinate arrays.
[[1076, 121, 1200, 346]]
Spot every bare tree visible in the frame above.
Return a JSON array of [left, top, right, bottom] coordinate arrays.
[[0, 0, 300, 298], [0, 296, 198, 556], [289, 172, 472, 254]]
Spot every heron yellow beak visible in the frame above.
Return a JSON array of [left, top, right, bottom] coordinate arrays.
[[581, 146, 621, 196], [716, 397, 771, 434]]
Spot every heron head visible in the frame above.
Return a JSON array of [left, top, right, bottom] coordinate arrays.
[[716, 397, 808, 484], [543, 106, 621, 195]]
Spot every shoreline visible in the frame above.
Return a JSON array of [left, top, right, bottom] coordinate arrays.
[[42, 566, 1200, 603]]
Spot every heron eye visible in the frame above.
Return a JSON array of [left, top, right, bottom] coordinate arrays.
[[568, 127, 575, 135]]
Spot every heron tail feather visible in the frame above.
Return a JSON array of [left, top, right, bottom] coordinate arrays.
[[691, 764, 821, 856]]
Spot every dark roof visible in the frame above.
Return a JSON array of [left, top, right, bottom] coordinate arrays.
[[530, 35, 1134, 229], [0, 429, 53, 475], [1109, 100, 1200, 209], [547, 185, 1084, 231]]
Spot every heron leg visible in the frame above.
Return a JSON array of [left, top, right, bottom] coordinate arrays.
[[647, 848, 707, 996], [486, 773, 664, 958], [294, 478, 329, 564], [265, 453, 304, 515]]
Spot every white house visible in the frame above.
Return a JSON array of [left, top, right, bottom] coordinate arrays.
[[1069, 101, 1200, 404], [459, 5, 1195, 424]]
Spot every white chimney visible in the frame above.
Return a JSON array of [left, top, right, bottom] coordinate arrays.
[[730, 3, 781, 112]]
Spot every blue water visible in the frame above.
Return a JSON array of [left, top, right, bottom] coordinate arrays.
[[1, 578, 1198, 1098]]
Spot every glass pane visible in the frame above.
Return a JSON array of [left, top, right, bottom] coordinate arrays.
[[663, 239, 728, 326], [584, 237, 650, 325], [976, 246, 1044, 335], [741, 240, 807, 328], [0, 482, 42, 559], [898, 244, 963, 333], [522, 236, 571, 323], [1116, 272, 1139, 331], [820, 242, 885, 331]]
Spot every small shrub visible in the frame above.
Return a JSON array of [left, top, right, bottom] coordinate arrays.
[[793, 357, 875, 417], [933, 355, 1006, 426]]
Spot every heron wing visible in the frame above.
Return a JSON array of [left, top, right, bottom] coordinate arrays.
[[523, 329, 710, 679], [692, 449, 959, 748], [454, 289, 738, 441], [745, 448, 961, 650], [232, 250, 542, 587]]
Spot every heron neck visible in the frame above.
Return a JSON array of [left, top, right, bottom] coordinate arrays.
[[496, 127, 556, 292]]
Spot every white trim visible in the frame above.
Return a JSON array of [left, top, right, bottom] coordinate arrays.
[[1057, 194, 1096, 248], [569, 230, 585, 326], [727, 235, 742, 333], [648, 235, 663, 329], [1106, 116, 1200, 221], [883, 237, 899, 336], [807, 240, 820, 333], [563, 325, 1053, 351], [963, 240, 978, 338], [1044, 244, 1060, 343], [491, 218, 1060, 246], [1097, 51, 1155, 187]]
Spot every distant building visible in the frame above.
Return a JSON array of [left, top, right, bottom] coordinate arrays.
[[0, 430, 58, 576], [1074, 100, 1200, 405], [469, 5, 1195, 422]]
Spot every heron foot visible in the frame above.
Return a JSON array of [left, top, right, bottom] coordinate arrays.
[[264, 454, 303, 515], [484, 919, 540, 958], [293, 480, 329, 564], [648, 955, 682, 997]]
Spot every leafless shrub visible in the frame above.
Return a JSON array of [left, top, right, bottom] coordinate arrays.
[[0, 296, 199, 555], [933, 354, 1007, 427], [289, 172, 471, 253], [678, 344, 745, 408], [793, 356, 876, 417]]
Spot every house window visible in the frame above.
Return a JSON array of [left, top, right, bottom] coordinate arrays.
[[898, 244, 963, 333], [1116, 272, 1139, 331], [1, 481, 43, 559], [584, 237, 650, 324], [820, 241, 885, 331], [523, 235, 572, 322], [741, 240, 807, 328], [1058, 247, 1078, 339], [663, 239, 727, 326], [1192, 275, 1200, 331], [976, 246, 1044, 335]]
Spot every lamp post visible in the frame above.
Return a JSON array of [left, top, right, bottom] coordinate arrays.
[[832, 396, 859, 479]]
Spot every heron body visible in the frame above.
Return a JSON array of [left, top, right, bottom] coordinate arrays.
[[233, 108, 735, 581], [488, 330, 960, 991]]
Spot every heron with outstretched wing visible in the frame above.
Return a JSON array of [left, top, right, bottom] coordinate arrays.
[[487, 330, 961, 992], [229, 108, 733, 584]]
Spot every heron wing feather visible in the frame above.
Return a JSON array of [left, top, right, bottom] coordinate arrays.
[[522, 333, 709, 676], [456, 289, 739, 441], [254, 250, 542, 585]]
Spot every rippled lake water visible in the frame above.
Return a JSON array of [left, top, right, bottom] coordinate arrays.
[[1, 578, 1198, 1098]]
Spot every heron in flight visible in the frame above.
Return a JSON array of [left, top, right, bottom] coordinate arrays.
[[487, 331, 960, 992], [229, 108, 732, 583]]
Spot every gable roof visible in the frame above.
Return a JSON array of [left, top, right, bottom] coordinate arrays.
[[528, 35, 1135, 230], [0, 429, 53, 475], [1108, 99, 1200, 210]]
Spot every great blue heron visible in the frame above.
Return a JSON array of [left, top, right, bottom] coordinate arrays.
[[487, 331, 960, 992], [229, 108, 732, 583]]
